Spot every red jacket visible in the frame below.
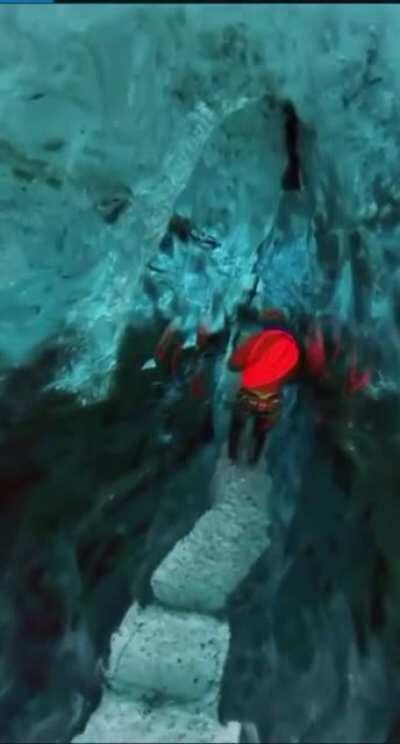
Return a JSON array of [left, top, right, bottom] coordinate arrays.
[[229, 324, 370, 396], [229, 329, 300, 393]]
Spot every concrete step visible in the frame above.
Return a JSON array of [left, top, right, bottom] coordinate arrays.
[[151, 448, 271, 613], [73, 602, 236, 744], [73, 448, 270, 744], [73, 692, 241, 744], [104, 602, 229, 706]]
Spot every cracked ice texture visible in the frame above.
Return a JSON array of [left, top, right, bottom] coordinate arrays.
[[3, 5, 400, 744], [2, 4, 400, 392]]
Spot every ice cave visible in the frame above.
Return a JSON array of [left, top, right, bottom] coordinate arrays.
[[2, 3, 400, 743]]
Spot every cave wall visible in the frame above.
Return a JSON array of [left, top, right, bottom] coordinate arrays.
[[1, 5, 400, 744]]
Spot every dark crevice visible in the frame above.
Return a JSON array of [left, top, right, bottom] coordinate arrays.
[[281, 102, 302, 192]]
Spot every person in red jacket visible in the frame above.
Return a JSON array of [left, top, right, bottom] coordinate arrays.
[[228, 309, 371, 465], [228, 309, 300, 463], [153, 306, 371, 471]]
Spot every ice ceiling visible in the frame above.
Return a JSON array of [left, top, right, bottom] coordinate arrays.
[[2, 4, 400, 744], [3, 2, 400, 390]]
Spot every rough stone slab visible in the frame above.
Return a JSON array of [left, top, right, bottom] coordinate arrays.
[[73, 692, 241, 744], [151, 448, 271, 613], [106, 602, 229, 703]]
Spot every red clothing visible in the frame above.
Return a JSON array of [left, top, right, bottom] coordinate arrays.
[[304, 323, 371, 393], [229, 329, 300, 393], [230, 324, 370, 396], [228, 316, 371, 465]]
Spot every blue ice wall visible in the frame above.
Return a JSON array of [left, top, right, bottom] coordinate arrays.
[[1, 5, 400, 744], [1, 4, 399, 393]]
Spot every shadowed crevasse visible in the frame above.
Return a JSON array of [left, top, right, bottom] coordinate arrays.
[[0, 319, 220, 743]]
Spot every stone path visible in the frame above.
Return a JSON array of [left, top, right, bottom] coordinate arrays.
[[73, 448, 271, 744]]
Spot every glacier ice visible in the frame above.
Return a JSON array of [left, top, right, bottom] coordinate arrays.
[[1, 3, 400, 744]]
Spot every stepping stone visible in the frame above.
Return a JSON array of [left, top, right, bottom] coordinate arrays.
[[152, 449, 271, 613], [105, 603, 229, 704], [73, 692, 241, 744]]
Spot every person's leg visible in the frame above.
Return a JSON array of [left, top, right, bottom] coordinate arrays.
[[249, 415, 271, 465]]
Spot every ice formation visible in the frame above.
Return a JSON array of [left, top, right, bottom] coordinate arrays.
[[1, 4, 400, 744]]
